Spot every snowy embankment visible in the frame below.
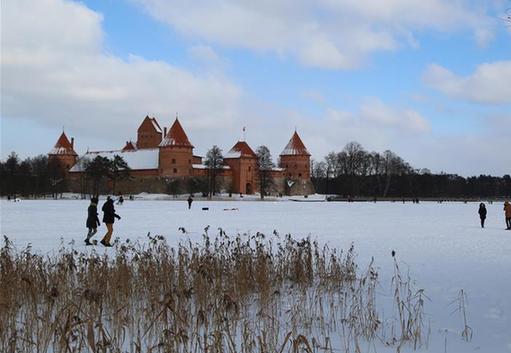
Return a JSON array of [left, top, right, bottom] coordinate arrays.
[[1, 200, 510, 352]]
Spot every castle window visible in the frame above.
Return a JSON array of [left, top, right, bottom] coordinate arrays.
[[298, 173, 302, 177], [248, 166, 251, 171], [173, 168, 177, 174], [286, 164, 288, 168], [188, 159, 191, 164], [172, 158, 176, 164]]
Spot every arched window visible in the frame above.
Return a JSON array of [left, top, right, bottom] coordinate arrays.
[[173, 168, 177, 174]]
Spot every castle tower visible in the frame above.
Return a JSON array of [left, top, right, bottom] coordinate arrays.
[[122, 141, 137, 151], [279, 131, 313, 194], [48, 132, 78, 173], [158, 118, 194, 177], [224, 141, 258, 194], [137, 115, 163, 149]]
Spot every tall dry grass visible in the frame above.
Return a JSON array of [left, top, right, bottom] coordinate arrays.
[[0, 230, 427, 353]]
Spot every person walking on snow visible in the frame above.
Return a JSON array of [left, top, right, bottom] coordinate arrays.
[[478, 203, 487, 228], [504, 201, 511, 230], [85, 197, 100, 245], [100, 196, 121, 247], [187, 195, 193, 209]]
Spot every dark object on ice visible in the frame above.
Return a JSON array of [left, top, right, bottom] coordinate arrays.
[[187, 195, 193, 209], [117, 195, 124, 205], [391, 250, 396, 257], [478, 203, 487, 228], [202, 207, 209, 211]]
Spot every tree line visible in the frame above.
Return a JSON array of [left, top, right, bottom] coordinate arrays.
[[2, 143, 509, 199], [311, 141, 511, 199], [0, 152, 131, 198]]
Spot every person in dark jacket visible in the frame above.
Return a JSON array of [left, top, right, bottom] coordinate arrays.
[[85, 197, 101, 245], [187, 195, 193, 209], [478, 203, 487, 228], [504, 201, 511, 230], [100, 196, 121, 247]]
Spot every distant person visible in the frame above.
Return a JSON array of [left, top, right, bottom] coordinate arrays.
[[85, 197, 100, 245], [117, 195, 124, 205], [187, 195, 193, 209], [504, 201, 511, 230], [478, 203, 487, 228], [100, 196, 121, 247]]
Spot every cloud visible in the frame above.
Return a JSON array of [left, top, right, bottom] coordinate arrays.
[[135, 0, 496, 69], [423, 62, 511, 104], [2, 0, 242, 142]]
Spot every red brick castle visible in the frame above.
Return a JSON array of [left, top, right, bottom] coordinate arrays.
[[48, 116, 313, 195]]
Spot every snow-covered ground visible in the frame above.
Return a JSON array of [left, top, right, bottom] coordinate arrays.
[[1, 199, 510, 352]]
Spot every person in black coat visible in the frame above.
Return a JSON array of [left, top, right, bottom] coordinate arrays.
[[187, 195, 193, 209], [478, 203, 487, 228], [100, 196, 121, 247], [85, 197, 101, 245]]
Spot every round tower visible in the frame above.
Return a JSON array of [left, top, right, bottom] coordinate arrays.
[[279, 131, 313, 194], [48, 132, 78, 173], [158, 118, 194, 177]]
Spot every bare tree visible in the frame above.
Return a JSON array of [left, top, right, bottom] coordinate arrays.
[[205, 145, 224, 197], [256, 145, 275, 199]]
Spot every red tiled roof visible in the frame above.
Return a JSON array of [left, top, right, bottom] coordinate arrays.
[[280, 131, 310, 156], [138, 115, 162, 133], [159, 118, 194, 148], [225, 141, 257, 159], [122, 141, 137, 151], [49, 132, 77, 156]]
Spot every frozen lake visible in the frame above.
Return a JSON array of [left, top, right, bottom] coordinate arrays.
[[1, 199, 510, 352]]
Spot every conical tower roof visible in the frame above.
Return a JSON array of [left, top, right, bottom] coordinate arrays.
[[159, 118, 194, 148], [138, 115, 162, 133], [280, 131, 310, 156], [225, 141, 257, 159], [122, 141, 137, 151], [49, 132, 77, 156]]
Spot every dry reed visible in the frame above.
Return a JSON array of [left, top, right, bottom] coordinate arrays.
[[0, 230, 427, 353]]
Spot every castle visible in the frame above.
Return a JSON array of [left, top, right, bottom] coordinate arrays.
[[48, 116, 313, 195]]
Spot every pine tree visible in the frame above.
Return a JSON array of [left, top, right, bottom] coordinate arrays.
[[256, 145, 275, 199]]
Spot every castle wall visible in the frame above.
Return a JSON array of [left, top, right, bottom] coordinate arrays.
[[159, 147, 194, 177], [279, 155, 310, 180], [136, 132, 162, 149]]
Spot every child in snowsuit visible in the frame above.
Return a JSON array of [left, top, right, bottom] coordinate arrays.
[[478, 203, 487, 228], [85, 197, 100, 245], [100, 196, 121, 247], [504, 201, 511, 230]]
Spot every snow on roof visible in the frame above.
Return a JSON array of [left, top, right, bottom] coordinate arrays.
[[151, 117, 162, 133], [224, 141, 256, 159], [70, 149, 159, 172], [159, 118, 194, 148], [192, 164, 231, 170], [280, 131, 310, 156], [49, 132, 77, 156]]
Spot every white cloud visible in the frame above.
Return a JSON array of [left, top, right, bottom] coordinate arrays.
[[135, 0, 496, 69], [423, 62, 511, 104], [2, 0, 242, 142]]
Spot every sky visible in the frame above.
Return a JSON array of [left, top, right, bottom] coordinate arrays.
[[1, 0, 510, 176]]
